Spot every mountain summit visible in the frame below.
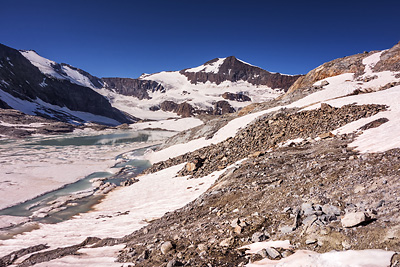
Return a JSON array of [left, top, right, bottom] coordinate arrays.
[[181, 56, 301, 90]]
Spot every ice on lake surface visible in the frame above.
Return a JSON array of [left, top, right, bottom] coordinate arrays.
[[0, 129, 175, 214]]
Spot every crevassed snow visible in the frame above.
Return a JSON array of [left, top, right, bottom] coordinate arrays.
[[0, 88, 121, 126], [246, 249, 395, 267], [20, 50, 97, 89], [185, 58, 226, 73]]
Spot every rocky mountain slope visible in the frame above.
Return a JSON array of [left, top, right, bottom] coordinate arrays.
[[0, 44, 130, 126], [1, 42, 400, 266]]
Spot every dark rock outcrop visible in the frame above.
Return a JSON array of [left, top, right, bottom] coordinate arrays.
[[159, 101, 194, 117], [222, 92, 251, 102], [0, 43, 130, 124], [102, 77, 165, 100], [213, 100, 235, 115], [180, 56, 302, 91]]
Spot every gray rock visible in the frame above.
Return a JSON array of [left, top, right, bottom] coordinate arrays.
[[305, 239, 317, 245], [257, 248, 268, 258], [279, 226, 294, 234], [160, 241, 174, 254], [283, 207, 292, 213], [302, 215, 318, 225], [341, 212, 370, 228], [322, 204, 341, 216], [231, 218, 240, 228], [251, 232, 268, 242], [301, 203, 315, 216], [219, 237, 233, 247], [167, 259, 177, 267], [265, 247, 280, 259], [197, 243, 208, 251]]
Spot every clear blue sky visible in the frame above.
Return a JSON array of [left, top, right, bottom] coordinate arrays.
[[1, 0, 399, 78]]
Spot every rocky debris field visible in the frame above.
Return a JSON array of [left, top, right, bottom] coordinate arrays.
[[117, 133, 400, 266], [147, 103, 387, 179], [113, 102, 398, 266]]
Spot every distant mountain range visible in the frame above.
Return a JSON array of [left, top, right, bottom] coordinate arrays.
[[0, 43, 302, 124]]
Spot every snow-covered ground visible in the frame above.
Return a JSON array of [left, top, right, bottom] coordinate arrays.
[[130, 117, 203, 132], [20, 50, 99, 89]]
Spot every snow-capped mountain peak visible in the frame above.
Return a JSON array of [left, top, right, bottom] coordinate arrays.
[[184, 57, 227, 73], [20, 50, 103, 89]]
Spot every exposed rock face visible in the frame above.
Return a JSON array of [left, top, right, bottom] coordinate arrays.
[[286, 53, 367, 94], [102, 77, 165, 100], [213, 100, 235, 115], [159, 100, 236, 117], [159, 101, 194, 117], [0, 43, 130, 124], [180, 56, 302, 91], [373, 41, 400, 72], [222, 92, 251, 102]]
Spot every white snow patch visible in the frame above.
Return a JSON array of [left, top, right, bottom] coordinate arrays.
[[363, 51, 385, 75], [239, 240, 292, 254], [20, 50, 97, 89], [308, 85, 400, 153], [246, 249, 395, 267], [185, 58, 226, 73], [33, 245, 129, 267], [131, 117, 203, 132]]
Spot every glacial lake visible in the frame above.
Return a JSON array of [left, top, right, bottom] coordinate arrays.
[[0, 129, 175, 237]]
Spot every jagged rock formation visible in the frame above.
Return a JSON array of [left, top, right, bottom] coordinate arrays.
[[102, 77, 165, 100], [0, 43, 130, 125], [181, 56, 302, 91]]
